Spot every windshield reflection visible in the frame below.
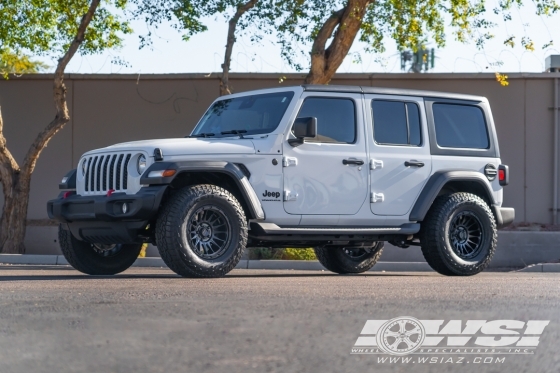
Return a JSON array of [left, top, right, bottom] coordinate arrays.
[[191, 91, 295, 138]]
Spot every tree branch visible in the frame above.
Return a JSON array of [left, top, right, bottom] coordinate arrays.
[[20, 0, 101, 177], [305, 0, 372, 84], [0, 107, 20, 196], [310, 8, 345, 58], [323, 0, 370, 77], [220, 0, 259, 95]]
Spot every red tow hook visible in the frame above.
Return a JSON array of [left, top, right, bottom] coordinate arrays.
[[107, 189, 115, 197], [62, 191, 74, 199]]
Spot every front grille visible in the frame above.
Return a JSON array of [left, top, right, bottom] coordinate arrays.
[[82, 153, 132, 194]]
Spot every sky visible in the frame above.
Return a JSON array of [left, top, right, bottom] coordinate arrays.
[[44, 2, 560, 76]]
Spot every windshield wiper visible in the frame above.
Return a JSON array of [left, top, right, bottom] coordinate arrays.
[[221, 129, 247, 138], [187, 132, 215, 138]]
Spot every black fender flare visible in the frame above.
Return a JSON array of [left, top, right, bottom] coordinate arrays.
[[59, 169, 77, 190], [409, 170, 497, 222], [141, 160, 265, 220]]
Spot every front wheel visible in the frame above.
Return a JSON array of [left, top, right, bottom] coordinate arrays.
[[58, 225, 143, 275], [314, 242, 384, 274], [420, 192, 497, 276], [155, 184, 247, 278]]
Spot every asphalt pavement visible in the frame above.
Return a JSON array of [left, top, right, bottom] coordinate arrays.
[[1, 266, 559, 373]]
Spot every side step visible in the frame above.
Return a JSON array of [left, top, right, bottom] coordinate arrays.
[[251, 222, 420, 236]]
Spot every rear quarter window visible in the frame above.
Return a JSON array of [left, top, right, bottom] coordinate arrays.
[[432, 103, 489, 149]]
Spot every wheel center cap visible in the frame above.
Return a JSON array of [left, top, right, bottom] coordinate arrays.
[[456, 227, 468, 242], [198, 224, 212, 241]]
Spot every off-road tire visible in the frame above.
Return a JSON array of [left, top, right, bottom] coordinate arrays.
[[155, 184, 247, 278], [58, 225, 143, 275], [420, 192, 497, 276], [314, 242, 384, 274]]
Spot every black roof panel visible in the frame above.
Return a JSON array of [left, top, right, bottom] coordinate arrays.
[[302, 84, 485, 102]]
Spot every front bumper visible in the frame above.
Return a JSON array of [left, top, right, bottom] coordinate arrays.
[[492, 205, 515, 229], [47, 186, 167, 244]]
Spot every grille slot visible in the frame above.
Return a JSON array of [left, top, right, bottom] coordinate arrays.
[[123, 154, 131, 190], [115, 154, 124, 190], [96, 155, 104, 191], [81, 153, 132, 195], [108, 155, 117, 190]]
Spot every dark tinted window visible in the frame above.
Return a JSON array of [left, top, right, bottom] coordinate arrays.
[[433, 104, 489, 149], [193, 91, 294, 137], [297, 98, 355, 143], [407, 103, 421, 146], [372, 100, 422, 146]]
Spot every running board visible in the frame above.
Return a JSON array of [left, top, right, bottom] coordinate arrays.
[[251, 222, 420, 236]]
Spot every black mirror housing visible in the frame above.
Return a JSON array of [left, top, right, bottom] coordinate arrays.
[[289, 117, 317, 146]]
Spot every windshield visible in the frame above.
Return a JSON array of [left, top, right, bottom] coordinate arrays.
[[192, 91, 295, 137]]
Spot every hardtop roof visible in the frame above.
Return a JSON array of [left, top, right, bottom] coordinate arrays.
[[302, 84, 486, 102]]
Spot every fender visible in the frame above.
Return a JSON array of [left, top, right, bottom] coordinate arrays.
[[141, 161, 265, 220], [409, 170, 497, 222], [59, 169, 77, 190]]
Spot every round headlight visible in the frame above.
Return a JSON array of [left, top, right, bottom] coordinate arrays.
[[81, 159, 87, 176], [137, 154, 147, 174]]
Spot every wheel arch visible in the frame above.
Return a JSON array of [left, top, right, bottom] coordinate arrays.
[[141, 161, 264, 220], [410, 170, 496, 222]]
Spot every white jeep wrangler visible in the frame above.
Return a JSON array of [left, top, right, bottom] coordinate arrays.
[[48, 85, 514, 277]]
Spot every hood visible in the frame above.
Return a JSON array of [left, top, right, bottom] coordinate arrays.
[[83, 138, 256, 157]]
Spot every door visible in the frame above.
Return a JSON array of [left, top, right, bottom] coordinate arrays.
[[366, 95, 432, 216], [283, 93, 368, 215]]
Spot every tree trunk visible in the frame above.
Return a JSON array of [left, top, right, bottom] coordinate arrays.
[[0, 177, 32, 254], [304, 0, 372, 85], [0, 0, 101, 253], [220, 0, 258, 96]]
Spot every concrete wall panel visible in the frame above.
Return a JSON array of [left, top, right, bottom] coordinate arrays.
[[525, 79, 555, 223], [72, 77, 219, 164]]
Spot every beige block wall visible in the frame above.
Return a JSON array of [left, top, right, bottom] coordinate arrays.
[[0, 73, 559, 233]]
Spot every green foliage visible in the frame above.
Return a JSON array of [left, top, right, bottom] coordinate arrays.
[[246, 247, 317, 260], [0, 0, 131, 60], [130, 0, 286, 48], [0, 49, 48, 78], [271, 0, 560, 71], [282, 248, 317, 261]]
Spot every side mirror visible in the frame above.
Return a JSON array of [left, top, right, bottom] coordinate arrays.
[[289, 117, 317, 147]]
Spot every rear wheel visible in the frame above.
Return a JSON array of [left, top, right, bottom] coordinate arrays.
[[314, 242, 384, 274], [420, 192, 497, 276], [58, 225, 143, 275]]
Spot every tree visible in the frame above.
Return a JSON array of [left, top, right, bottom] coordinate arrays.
[[0, 0, 131, 253], [274, 0, 560, 84], [218, 0, 259, 95], [0, 49, 48, 78], [132, 0, 285, 95]]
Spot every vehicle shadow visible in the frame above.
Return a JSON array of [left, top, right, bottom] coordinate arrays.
[[0, 265, 436, 281]]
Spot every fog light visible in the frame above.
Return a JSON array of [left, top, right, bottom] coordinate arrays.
[[122, 202, 128, 214]]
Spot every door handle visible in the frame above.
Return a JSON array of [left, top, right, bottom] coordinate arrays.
[[404, 160, 425, 167], [343, 159, 364, 166]]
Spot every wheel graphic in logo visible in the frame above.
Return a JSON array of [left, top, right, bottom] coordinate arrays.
[[376, 317, 425, 356]]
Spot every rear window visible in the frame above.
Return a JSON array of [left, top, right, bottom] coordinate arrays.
[[433, 104, 489, 149], [372, 100, 422, 146]]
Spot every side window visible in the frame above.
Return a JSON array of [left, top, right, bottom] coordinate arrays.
[[432, 103, 489, 149], [297, 97, 356, 143], [372, 100, 422, 146]]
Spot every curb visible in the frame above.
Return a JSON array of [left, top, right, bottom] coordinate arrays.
[[516, 263, 560, 272], [0, 254, 434, 272], [2, 254, 559, 273]]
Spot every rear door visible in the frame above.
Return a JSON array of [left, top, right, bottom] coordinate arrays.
[[365, 95, 432, 216]]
